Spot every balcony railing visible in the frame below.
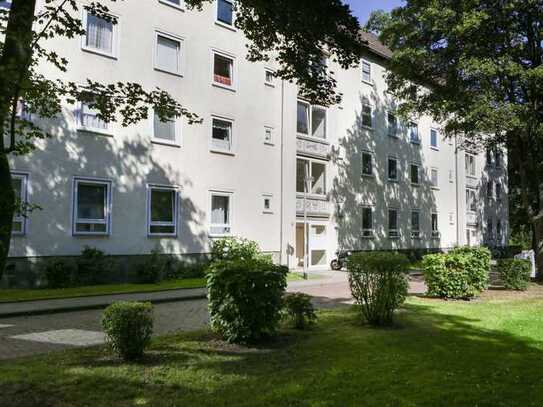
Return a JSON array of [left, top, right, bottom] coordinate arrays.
[[296, 195, 331, 217]]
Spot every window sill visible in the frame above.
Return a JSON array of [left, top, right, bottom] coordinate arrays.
[[210, 148, 235, 156], [154, 67, 184, 78], [263, 210, 274, 215], [296, 134, 330, 145], [212, 82, 236, 92], [362, 234, 375, 239], [362, 125, 374, 131], [209, 233, 232, 239], [148, 233, 178, 238], [73, 232, 110, 237], [152, 139, 181, 148], [158, 0, 185, 11], [77, 127, 114, 137], [388, 134, 399, 139], [296, 193, 328, 201], [430, 146, 439, 151], [361, 173, 375, 179], [361, 80, 374, 87], [410, 140, 421, 146], [388, 179, 399, 184], [411, 182, 421, 187], [265, 82, 276, 88], [264, 142, 275, 146], [431, 186, 440, 190], [215, 20, 237, 32], [81, 46, 117, 61]]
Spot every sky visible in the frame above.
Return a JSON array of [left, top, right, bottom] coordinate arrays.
[[344, 0, 403, 24]]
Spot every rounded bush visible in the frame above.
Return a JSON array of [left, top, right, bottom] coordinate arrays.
[[101, 301, 154, 361], [347, 252, 409, 326], [282, 292, 317, 329], [43, 258, 76, 288], [207, 258, 288, 343], [423, 246, 491, 299], [210, 237, 261, 262], [498, 259, 531, 290]]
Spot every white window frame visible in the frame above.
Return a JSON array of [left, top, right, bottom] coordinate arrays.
[[387, 156, 399, 182], [296, 157, 327, 197], [72, 177, 112, 236], [154, 31, 185, 77], [465, 153, 476, 177], [210, 115, 235, 155], [411, 209, 421, 239], [151, 110, 182, 147], [362, 205, 374, 238], [11, 172, 29, 236], [387, 111, 398, 138], [209, 190, 233, 237], [264, 126, 274, 146], [76, 101, 112, 136], [264, 68, 275, 87], [361, 102, 373, 129], [496, 183, 502, 202], [430, 167, 439, 189], [361, 150, 374, 177], [147, 184, 179, 237], [361, 60, 372, 83], [430, 128, 439, 150], [262, 193, 273, 214], [211, 49, 237, 91], [410, 162, 421, 186], [466, 188, 477, 213], [409, 122, 420, 144], [431, 212, 440, 238], [388, 208, 399, 238], [215, 0, 236, 30], [296, 99, 328, 140], [81, 9, 119, 59], [158, 0, 185, 11]]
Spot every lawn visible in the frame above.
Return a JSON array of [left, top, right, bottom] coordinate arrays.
[[0, 273, 315, 303], [2, 292, 543, 406]]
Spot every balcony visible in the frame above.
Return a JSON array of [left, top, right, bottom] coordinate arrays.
[[466, 211, 478, 226], [465, 176, 479, 189], [296, 195, 331, 217], [296, 136, 331, 160]]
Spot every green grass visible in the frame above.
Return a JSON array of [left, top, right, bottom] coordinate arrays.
[[0, 273, 314, 303], [2, 294, 543, 406]]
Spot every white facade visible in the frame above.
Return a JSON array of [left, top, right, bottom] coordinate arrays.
[[8, 1, 508, 270]]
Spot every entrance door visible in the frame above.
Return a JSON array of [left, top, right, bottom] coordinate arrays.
[[295, 223, 305, 268], [295, 221, 328, 270]]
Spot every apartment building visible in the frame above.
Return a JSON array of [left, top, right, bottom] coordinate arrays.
[[7, 0, 508, 274]]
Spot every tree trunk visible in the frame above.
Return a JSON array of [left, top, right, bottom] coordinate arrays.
[[0, 0, 37, 274], [534, 213, 543, 279]]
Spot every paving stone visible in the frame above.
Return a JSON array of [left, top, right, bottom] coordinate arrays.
[[11, 329, 106, 346]]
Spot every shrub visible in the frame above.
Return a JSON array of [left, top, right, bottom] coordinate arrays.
[[43, 258, 76, 288], [207, 258, 288, 343], [173, 262, 207, 279], [347, 252, 409, 326], [210, 237, 261, 263], [101, 301, 154, 361], [423, 246, 491, 299], [137, 249, 170, 284], [75, 246, 113, 286], [282, 292, 317, 329], [498, 259, 531, 290]]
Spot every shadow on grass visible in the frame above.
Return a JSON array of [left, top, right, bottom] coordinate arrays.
[[2, 300, 543, 406]]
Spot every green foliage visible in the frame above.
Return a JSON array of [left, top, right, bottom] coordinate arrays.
[[498, 259, 531, 291], [509, 226, 532, 251], [101, 301, 154, 361], [172, 262, 207, 279], [423, 247, 491, 299], [137, 249, 170, 284], [207, 258, 288, 343], [75, 246, 114, 286], [210, 237, 261, 263], [282, 292, 317, 329], [347, 252, 409, 326], [43, 258, 76, 289]]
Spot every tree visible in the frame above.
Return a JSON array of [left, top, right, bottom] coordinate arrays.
[[0, 0, 365, 273], [369, 1, 543, 273]]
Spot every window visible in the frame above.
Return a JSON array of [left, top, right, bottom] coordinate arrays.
[[431, 213, 440, 238], [495, 149, 503, 168], [449, 170, 454, 183], [449, 212, 455, 225], [487, 218, 494, 240], [83, 12, 116, 57], [217, 0, 234, 26], [431, 168, 439, 188], [410, 163, 421, 185], [73, 178, 111, 235], [264, 126, 274, 145], [388, 209, 399, 238], [296, 158, 326, 195], [387, 157, 399, 182], [159, 0, 183, 9], [362, 206, 374, 238], [361, 103, 373, 128], [430, 129, 438, 149], [409, 122, 420, 144], [265, 69, 275, 87], [78, 102, 109, 133], [0, 1, 12, 10], [296, 101, 327, 139], [153, 112, 179, 145], [496, 183, 502, 202], [11, 173, 28, 235], [361, 60, 372, 83], [361, 152, 373, 177], [497, 220, 503, 242], [387, 112, 398, 137], [213, 52, 235, 89], [465, 153, 476, 176], [466, 188, 477, 212], [155, 33, 183, 76], [263, 194, 273, 214], [486, 181, 493, 201], [211, 117, 233, 153], [210, 192, 232, 236], [486, 149, 493, 167], [147, 186, 178, 236], [411, 210, 421, 239]]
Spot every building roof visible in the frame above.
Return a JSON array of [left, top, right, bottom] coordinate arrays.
[[360, 31, 393, 60]]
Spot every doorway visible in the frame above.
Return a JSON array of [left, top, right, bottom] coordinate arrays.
[[295, 221, 328, 270]]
